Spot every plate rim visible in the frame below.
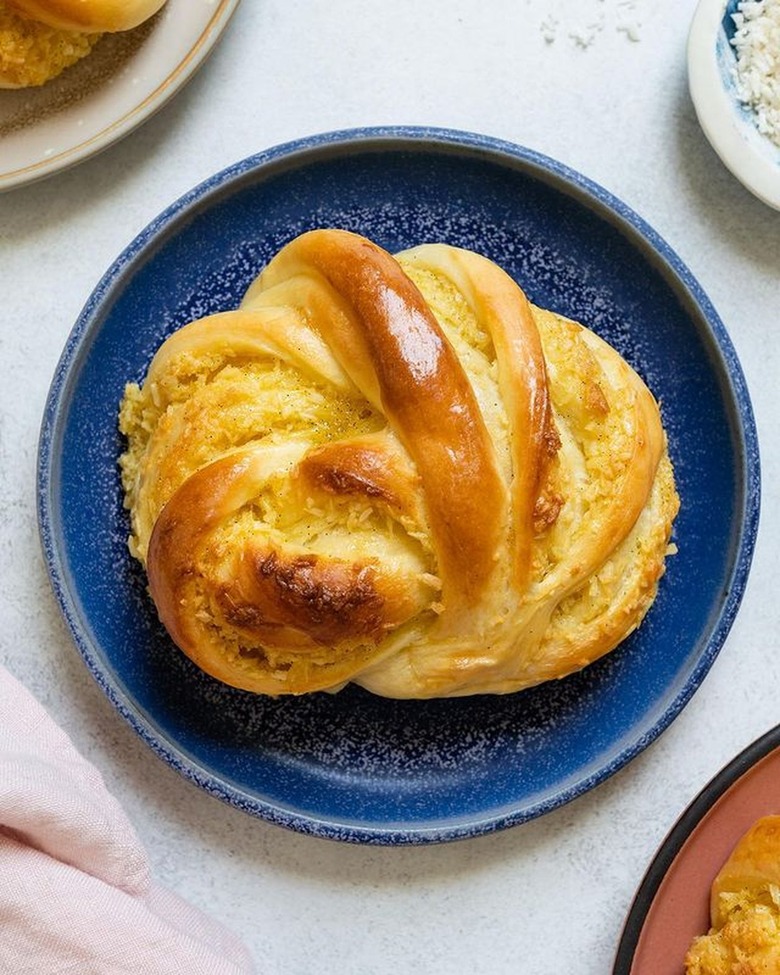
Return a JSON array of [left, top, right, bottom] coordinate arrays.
[[0, 0, 242, 193], [36, 125, 762, 844]]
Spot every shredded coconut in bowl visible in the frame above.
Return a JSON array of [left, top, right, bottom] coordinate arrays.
[[730, 0, 780, 147]]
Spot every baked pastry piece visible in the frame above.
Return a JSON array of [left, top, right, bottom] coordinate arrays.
[[0, 0, 166, 88], [119, 228, 679, 698], [686, 816, 780, 974]]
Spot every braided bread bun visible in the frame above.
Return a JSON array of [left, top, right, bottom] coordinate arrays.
[[119, 229, 679, 699], [0, 0, 165, 88]]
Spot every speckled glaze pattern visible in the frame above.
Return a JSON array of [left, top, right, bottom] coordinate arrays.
[[36, 127, 761, 845]]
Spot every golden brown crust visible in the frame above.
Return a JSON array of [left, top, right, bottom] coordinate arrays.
[[119, 229, 679, 698], [145, 438, 433, 693], [253, 230, 507, 609]]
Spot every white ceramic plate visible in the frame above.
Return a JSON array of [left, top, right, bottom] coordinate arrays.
[[0, 0, 241, 192], [688, 0, 780, 210]]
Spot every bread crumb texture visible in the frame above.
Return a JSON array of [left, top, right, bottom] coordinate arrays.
[[0, 2, 100, 88], [686, 886, 780, 974]]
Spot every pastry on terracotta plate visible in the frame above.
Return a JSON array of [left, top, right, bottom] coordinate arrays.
[[687, 816, 780, 974]]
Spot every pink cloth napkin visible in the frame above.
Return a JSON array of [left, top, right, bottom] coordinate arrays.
[[0, 665, 255, 974]]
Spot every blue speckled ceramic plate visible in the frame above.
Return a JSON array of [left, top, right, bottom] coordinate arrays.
[[688, 0, 780, 209], [37, 127, 760, 845]]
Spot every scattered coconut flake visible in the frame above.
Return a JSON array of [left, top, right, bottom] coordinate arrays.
[[539, 0, 643, 48], [540, 14, 559, 44]]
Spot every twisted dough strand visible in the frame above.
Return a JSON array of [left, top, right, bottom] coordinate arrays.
[[249, 230, 511, 608]]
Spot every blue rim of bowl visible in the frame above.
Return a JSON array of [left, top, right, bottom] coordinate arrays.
[[36, 126, 761, 844], [612, 723, 780, 972]]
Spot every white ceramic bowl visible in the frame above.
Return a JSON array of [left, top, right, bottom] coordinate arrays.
[[688, 0, 780, 210]]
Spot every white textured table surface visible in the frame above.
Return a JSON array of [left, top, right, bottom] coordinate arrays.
[[1, 1, 779, 972]]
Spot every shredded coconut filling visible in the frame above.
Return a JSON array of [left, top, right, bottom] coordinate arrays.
[[731, 0, 780, 147]]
